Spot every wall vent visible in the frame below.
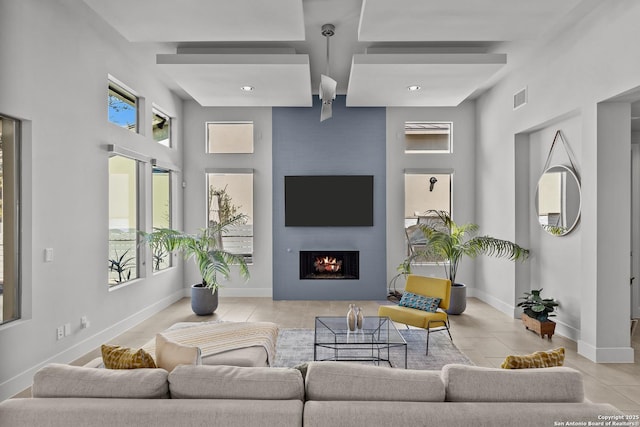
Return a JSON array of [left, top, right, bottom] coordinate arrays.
[[513, 87, 527, 110]]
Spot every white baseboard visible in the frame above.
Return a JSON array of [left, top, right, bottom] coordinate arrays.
[[181, 287, 272, 298], [552, 319, 580, 342], [469, 288, 580, 341], [0, 289, 185, 401], [467, 288, 515, 317], [471, 288, 634, 363], [218, 287, 273, 297], [577, 340, 635, 363]]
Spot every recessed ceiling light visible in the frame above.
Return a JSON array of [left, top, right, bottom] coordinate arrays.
[[407, 85, 421, 92], [240, 86, 254, 92]]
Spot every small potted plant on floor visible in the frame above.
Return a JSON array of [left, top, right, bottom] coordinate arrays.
[[140, 214, 250, 315], [517, 288, 559, 339]]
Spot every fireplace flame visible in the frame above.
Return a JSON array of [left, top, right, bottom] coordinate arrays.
[[314, 256, 342, 273]]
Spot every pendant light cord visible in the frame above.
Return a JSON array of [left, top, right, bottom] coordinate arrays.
[[321, 23, 335, 77], [325, 34, 330, 76]]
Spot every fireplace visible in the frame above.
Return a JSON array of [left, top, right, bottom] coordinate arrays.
[[300, 251, 359, 280]]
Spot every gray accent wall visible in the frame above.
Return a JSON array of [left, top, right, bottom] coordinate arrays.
[[272, 96, 387, 300]]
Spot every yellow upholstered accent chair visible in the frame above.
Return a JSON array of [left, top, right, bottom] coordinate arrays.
[[378, 275, 452, 355]]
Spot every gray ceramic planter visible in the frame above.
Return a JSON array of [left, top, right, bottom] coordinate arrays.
[[191, 284, 219, 316], [447, 283, 467, 315]]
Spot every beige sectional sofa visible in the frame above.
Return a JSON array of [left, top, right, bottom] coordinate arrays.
[[0, 364, 304, 427], [0, 362, 622, 427], [304, 362, 622, 427]]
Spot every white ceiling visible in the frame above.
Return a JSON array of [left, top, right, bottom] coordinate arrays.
[[81, 0, 306, 42], [358, 0, 583, 42], [347, 53, 506, 107], [157, 52, 312, 107], [82, 0, 589, 108]]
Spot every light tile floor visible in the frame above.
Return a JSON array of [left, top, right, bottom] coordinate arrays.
[[20, 297, 640, 414]]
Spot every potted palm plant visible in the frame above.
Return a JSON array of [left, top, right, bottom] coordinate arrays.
[[140, 214, 250, 315], [404, 210, 530, 314]]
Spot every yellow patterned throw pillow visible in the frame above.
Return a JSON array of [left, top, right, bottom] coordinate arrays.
[[101, 344, 157, 369], [501, 347, 565, 369]]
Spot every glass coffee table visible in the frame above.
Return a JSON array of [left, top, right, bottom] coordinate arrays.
[[314, 316, 407, 368]]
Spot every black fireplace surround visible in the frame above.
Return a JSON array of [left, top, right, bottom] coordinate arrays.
[[299, 250, 359, 280]]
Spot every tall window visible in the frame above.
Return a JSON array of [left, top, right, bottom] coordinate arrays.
[[152, 167, 171, 271], [108, 80, 138, 133], [206, 172, 253, 262], [108, 155, 139, 285], [0, 116, 20, 324], [404, 172, 452, 262], [152, 109, 171, 147]]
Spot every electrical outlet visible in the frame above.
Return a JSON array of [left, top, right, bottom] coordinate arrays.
[[80, 316, 89, 329], [64, 323, 71, 336], [56, 326, 64, 340]]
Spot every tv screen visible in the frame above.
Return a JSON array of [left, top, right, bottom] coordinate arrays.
[[285, 175, 374, 226]]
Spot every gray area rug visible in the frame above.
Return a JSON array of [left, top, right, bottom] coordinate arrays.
[[273, 328, 472, 370]]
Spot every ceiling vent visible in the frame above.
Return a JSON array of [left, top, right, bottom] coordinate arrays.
[[513, 87, 527, 110]]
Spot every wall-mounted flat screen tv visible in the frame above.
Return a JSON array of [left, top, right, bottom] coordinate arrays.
[[285, 175, 374, 226]]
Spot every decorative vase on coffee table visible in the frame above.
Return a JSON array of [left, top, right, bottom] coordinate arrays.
[[356, 307, 364, 330], [347, 304, 356, 331]]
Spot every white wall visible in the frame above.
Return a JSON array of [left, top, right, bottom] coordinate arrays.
[[632, 142, 640, 320], [476, 1, 638, 361], [182, 102, 273, 296], [386, 102, 476, 289], [527, 117, 582, 339], [0, 0, 185, 399]]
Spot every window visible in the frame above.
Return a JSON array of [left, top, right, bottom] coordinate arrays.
[[152, 167, 172, 271], [152, 109, 171, 147], [108, 80, 138, 132], [0, 115, 20, 325], [404, 172, 452, 262], [108, 155, 139, 285], [206, 122, 254, 153], [206, 171, 253, 262], [404, 122, 452, 153]]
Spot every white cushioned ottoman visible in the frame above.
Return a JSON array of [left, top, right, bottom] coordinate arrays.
[[144, 321, 278, 368]]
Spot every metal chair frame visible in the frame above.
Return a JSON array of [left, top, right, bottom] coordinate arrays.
[[425, 317, 453, 355]]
